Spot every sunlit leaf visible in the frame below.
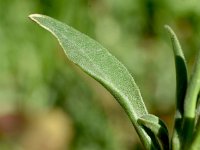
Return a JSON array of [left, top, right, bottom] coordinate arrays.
[[29, 14, 157, 150]]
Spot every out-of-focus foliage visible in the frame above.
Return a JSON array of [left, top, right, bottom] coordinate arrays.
[[0, 0, 200, 149], [0, 0, 121, 150]]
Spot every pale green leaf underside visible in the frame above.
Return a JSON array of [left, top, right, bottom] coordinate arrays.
[[29, 14, 156, 149], [29, 14, 147, 118]]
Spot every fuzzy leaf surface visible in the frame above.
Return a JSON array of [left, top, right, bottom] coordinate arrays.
[[29, 14, 157, 149]]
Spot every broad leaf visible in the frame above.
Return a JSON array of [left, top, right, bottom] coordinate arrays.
[[29, 14, 156, 149]]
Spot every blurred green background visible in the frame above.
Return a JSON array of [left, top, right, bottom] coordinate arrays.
[[0, 0, 200, 149]]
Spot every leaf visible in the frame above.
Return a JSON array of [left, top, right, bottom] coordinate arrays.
[[195, 96, 200, 126], [191, 96, 200, 149], [165, 25, 188, 149], [29, 14, 156, 149], [182, 50, 200, 146], [184, 50, 200, 118], [164, 25, 188, 117], [138, 114, 169, 150], [190, 120, 200, 150]]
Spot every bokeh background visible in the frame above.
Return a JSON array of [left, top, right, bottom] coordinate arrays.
[[0, 0, 200, 149]]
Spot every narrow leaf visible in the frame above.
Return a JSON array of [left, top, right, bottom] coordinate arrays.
[[184, 53, 200, 115], [165, 25, 188, 117], [29, 14, 156, 149], [138, 114, 169, 150], [191, 96, 200, 149], [190, 120, 200, 150], [165, 25, 188, 149], [183, 50, 200, 145], [195, 96, 200, 126]]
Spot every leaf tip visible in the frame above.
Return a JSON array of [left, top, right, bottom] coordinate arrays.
[[164, 25, 173, 34], [28, 14, 43, 21], [164, 24, 170, 30], [164, 25, 176, 38]]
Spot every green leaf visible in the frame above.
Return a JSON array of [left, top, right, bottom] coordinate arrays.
[[164, 25, 188, 118], [138, 114, 169, 150], [190, 119, 200, 150], [191, 96, 200, 149], [29, 14, 156, 150], [184, 50, 200, 119], [182, 50, 200, 146], [165, 25, 188, 150]]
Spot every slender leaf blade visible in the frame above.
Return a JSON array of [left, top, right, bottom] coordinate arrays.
[[29, 14, 156, 149], [183, 50, 200, 146], [195, 96, 200, 126], [165, 25, 188, 150], [165, 25, 188, 117], [190, 119, 200, 150], [184, 50, 200, 118]]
